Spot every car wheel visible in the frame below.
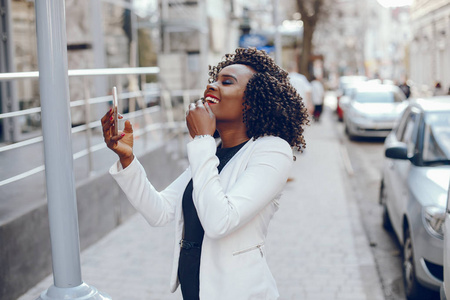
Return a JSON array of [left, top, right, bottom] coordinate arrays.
[[379, 181, 392, 231], [403, 225, 431, 300]]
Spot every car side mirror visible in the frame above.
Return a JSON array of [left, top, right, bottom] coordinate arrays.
[[385, 142, 408, 160]]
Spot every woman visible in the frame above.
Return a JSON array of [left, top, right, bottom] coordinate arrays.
[[102, 47, 309, 300]]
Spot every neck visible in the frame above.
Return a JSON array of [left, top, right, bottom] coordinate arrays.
[[217, 127, 249, 148]]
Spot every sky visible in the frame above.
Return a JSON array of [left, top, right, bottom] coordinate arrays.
[[376, 0, 414, 8]]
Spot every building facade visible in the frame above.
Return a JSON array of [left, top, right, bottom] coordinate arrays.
[[313, 0, 412, 88], [409, 0, 450, 96], [0, 0, 134, 142], [1, 0, 286, 143]]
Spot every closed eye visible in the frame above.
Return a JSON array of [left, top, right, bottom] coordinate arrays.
[[220, 74, 238, 84]]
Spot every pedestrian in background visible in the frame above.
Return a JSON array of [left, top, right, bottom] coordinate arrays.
[[101, 47, 309, 300], [287, 63, 314, 116], [398, 80, 411, 98], [434, 81, 446, 96], [310, 75, 325, 122]]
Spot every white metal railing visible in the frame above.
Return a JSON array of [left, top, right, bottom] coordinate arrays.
[[0, 67, 203, 187], [0, 67, 160, 80]]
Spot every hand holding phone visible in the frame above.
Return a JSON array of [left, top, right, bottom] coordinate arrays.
[[112, 86, 119, 136]]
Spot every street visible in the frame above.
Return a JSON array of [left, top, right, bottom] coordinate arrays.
[[328, 93, 440, 300]]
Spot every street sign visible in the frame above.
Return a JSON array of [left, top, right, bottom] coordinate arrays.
[[239, 34, 268, 48]]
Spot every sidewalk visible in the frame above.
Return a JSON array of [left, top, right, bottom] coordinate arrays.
[[18, 107, 384, 300]]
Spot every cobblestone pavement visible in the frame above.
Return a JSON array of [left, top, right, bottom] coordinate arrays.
[[18, 106, 384, 300]]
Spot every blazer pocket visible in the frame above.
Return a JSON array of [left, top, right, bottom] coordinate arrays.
[[233, 242, 265, 257]]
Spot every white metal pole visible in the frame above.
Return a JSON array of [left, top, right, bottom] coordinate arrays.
[[35, 1, 110, 299]]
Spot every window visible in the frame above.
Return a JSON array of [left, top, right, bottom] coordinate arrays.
[[422, 112, 450, 163], [393, 89, 406, 102], [395, 108, 411, 141], [354, 91, 394, 103], [398, 108, 420, 157]]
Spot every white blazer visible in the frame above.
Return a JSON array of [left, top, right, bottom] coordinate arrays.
[[110, 135, 294, 300]]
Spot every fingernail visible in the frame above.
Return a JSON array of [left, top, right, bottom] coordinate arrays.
[[121, 133, 125, 137], [110, 116, 113, 120], [109, 108, 112, 113]]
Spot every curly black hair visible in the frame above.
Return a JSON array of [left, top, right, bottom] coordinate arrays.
[[209, 47, 309, 152]]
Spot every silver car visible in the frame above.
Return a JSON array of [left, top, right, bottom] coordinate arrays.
[[336, 75, 368, 121], [380, 96, 450, 300], [442, 179, 450, 300], [343, 83, 407, 139]]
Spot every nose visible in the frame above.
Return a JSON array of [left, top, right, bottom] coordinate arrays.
[[206, 82, 218, 92]]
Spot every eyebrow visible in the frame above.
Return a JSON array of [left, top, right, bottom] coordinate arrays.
[[221, 74, 238, 82]]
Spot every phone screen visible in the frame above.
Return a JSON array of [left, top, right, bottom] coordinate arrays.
[[112, 86, 119, 136]]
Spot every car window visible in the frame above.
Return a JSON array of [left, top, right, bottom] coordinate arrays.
[[343, 87, 356, 97], [395, 109, 409, 140], [447, 180, 450, 214], [400, 110, 420, 156], [395, 108, 417, 141], [422, 112, 450, 163], [354, 91, 394, 103]]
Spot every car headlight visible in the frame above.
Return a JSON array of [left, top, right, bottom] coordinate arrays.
[[422, 206, 445, 239]]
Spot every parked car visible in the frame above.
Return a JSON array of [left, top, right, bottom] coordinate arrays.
[[441, 179, 450, 300], [343, 83, 407, 139], [379, 96, 450, 300], [336, 75, 367, 121]]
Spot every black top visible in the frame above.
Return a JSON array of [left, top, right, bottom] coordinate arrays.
[[178, 140, 248, 300], [181, 141, 248, 243]]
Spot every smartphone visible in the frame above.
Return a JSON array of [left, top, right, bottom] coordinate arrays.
[[112, 86, 119, 136]]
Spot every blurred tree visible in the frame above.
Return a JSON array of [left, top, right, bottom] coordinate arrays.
[[295, 0, 326, 79]]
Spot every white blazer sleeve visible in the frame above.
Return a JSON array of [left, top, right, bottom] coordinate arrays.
[[187, 136, 293, 239], [109, 157, 189, 227]]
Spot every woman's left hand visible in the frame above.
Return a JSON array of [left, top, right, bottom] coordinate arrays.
[[186, 99, 216, 138]]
